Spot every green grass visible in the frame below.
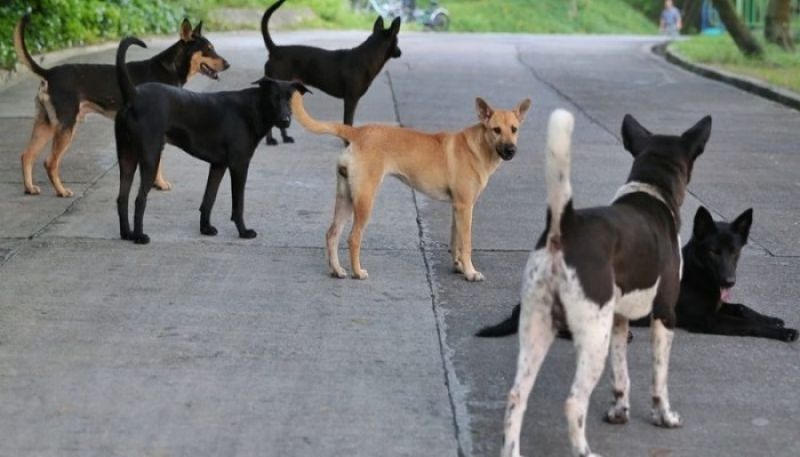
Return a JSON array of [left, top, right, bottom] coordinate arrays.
[[445, 0, 656, 34], [672, 34, 800, 93]]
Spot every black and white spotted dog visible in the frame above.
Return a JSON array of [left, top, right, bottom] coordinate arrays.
[[497, 110, 712, 457]]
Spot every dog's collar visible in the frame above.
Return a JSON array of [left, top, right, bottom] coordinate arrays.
[[612, 181, 675, 219]]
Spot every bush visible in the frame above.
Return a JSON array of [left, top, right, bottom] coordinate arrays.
[[0, 0, 188, 70]]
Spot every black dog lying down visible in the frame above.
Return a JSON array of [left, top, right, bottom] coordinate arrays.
[[114, 37, 308, 244], [477, 206, 797, 342], [665, 206, 798, 341], [261, 0, 402, 144]]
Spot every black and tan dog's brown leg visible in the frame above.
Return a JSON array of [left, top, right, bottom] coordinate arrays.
[[229, 165, 257, 239], [20, 114, 55, 195], [45, 125, 78, 197], [199, 163, 226, 236], [153, 158, 172, 191]]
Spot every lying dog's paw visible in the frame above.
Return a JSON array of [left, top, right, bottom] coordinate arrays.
[[769, 317, 785, 328], [651, 408, 682, 428], [782, 328, 798, 342], [201, 225, 218, 236], [239, 229, 257, 239], [266, 137, 279, 146], [282, 136, 295, 144], [132, 233, 150, 245], [604, 405, 629, 425]]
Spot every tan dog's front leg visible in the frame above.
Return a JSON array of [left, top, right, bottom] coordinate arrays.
[[453, 202, 484, 281], [153, 158, 172, 191], [450, 207, 463, 273]]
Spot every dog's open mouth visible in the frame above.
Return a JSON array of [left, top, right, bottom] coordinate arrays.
[[720, 287, 732, 302], [200, 63, 219, 80]]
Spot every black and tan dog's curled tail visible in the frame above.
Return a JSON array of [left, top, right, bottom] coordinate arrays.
[[116, 37, 147, 105], [261, 0, 287, 52], [290, 92, 357, 143], [475, 303, 521, 337], [14, 14, 48, 78], [545, 109, 575, 251]]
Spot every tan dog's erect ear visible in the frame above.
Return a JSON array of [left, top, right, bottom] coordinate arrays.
[[515, 98, 532, 122], [476, 97, 494, 124], [180, 18, 193, 42]]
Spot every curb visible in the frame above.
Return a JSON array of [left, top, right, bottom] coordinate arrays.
[[654, 42, 800, 112]]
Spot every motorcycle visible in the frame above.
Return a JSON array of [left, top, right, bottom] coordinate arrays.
[[366, 0, 450, 32]]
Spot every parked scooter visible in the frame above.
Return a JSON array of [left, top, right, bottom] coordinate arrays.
[[367, 0, 450, 31]]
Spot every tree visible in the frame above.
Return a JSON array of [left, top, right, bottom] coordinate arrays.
[[711, 0, 764, 56], [764, 0, 795, 50]]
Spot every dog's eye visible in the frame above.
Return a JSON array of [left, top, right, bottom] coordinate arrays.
[[511, 126, 518, 133], [493, 127, 501, 134]]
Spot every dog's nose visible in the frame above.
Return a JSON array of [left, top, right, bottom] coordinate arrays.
[[223, 60, 230, 70], [722, 277, 736, 288], [503, 144, 516, 158]]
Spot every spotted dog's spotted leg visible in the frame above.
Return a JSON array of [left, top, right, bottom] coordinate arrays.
[[501, 250, 556, 457], [605, 314, 630, 424], [651, 318, 682, 428], [564, 299, 613, 457]]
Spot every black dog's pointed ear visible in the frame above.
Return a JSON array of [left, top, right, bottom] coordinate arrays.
[[681, 115, 712, 160], [373, 16, 385, 33], [192, 21, 204, 37], [180, 18, 193, 42], [389, 17, 402, 34], [731, 208, 753, 243], [291, 81, 311, 95], [693, 206, 717, 239], [621, 114, 651, 157]]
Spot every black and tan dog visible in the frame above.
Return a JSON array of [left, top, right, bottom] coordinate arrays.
[[14, 14, 229, 197], [291, 91, 530, 281], [478, 206, 799, 343], [114, 38, 307, 244], [261, 0, 401, 145], [484, 110, 711, 457]]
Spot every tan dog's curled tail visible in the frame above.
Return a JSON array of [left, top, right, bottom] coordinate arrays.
[[545, 109, 575, 249], [291, 92, 357, 143]]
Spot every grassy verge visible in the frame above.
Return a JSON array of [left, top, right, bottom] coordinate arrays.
[[672, 35, 800, 93]]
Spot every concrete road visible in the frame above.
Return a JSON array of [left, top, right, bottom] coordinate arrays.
[[1, 31, 798, 457]]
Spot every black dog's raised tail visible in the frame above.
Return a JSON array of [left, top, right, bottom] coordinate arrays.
[[14, 14, 47, 78], [116, 37, 147, 105], [476, 304, 521, 337], [261, 0, 287, 52], [545, 109, 576, 251]]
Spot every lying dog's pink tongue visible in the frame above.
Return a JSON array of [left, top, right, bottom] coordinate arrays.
[[720, 288, 732, 302]]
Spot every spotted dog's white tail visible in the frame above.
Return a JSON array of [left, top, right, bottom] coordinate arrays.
[[545, 109, 575, 249]]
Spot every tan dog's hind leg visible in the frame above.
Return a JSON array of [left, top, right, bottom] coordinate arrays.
[[153, 158, 172, 191], [348, 189, 376, 280], [45, 126, 77, 197], [453, 201, 483, 281], [21, 115, 55, 195], [327, 167, 353, 278]]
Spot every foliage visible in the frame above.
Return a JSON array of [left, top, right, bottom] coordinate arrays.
[[0, 0, 188, 69], [673, 34, 800, 91]]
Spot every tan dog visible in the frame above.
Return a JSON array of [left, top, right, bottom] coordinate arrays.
[[291, 92, 531, 281]]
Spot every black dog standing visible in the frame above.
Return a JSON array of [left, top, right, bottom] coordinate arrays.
[[114, 37, 308, 244], [260, 0, 402, 145]]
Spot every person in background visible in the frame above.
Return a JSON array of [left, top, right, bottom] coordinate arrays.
[[660, 0, 682, 37]]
